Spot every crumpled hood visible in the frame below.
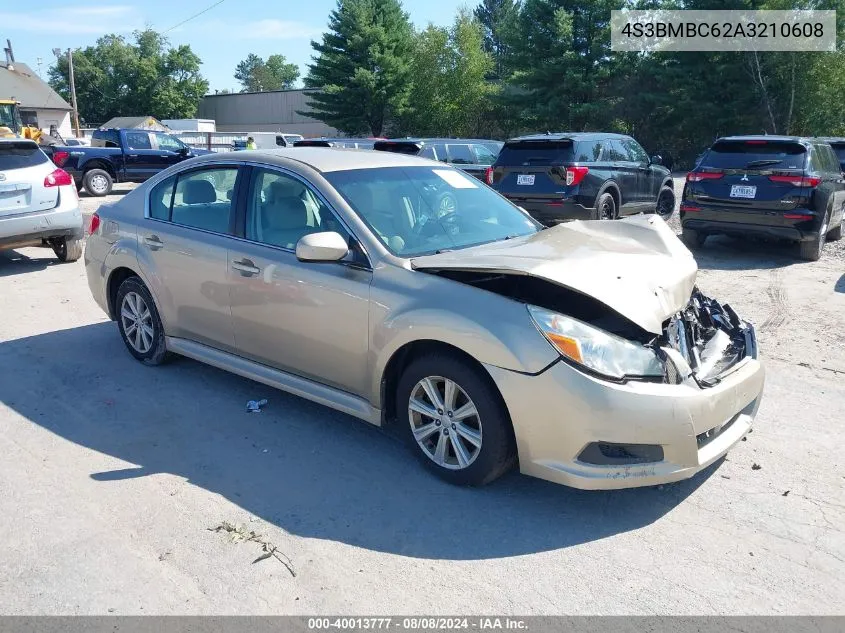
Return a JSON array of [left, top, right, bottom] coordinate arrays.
[[411, 215, 697, 335]]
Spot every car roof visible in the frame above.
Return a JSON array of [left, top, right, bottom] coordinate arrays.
[[383, 137, 499, 144], [715, 135, 810, 144], [506, 132, 630, 142], [192, 147, 438, 173]]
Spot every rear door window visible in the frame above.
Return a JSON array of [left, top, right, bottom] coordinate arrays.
[[472, 144, 498, 165], [170, 167, 239, 233], [446, 144, 476, 165], [496, 140, 575, 166], [0, 142, 49, 169], [605, 141, 629, 162], [126, 132, 153, 150], [702, 140, 807, 170]]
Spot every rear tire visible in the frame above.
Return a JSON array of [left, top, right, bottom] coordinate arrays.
[[52, 236, 83, 262], [799, 211, 829, 261], [396, 352, 516, 486], [593, 192, 617, 220], [655, 186, 676, 219], [83, 168, 113, 197], [827, 217, 842, 241], [682, 227, 706, 249], [115, 277, 170, 365]]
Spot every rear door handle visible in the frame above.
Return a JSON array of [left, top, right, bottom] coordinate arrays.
[[144, 235, 164, 250], [127, 154, 139, 158], [232, 258, 260, 276]]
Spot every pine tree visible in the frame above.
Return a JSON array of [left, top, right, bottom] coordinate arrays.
[[303, 0, 415, 136]]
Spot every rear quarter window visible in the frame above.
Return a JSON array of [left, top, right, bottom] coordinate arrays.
[[702, 140, 807, 170], [574, 140, 603, 162], [496, 140, 574, 166], [0, 142, 49, 169]]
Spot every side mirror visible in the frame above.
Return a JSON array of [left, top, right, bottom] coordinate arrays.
[[178, 146, 190, 156], [296, 231, 349, 262], [650, 155, 663, 165]]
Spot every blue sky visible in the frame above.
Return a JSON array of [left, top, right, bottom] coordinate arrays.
[[1, 0, 469, 92]]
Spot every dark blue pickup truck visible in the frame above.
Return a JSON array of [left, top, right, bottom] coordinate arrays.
[[48, 128, 212, 196]]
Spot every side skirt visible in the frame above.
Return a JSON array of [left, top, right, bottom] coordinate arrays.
[[165, 336, 382, 426]]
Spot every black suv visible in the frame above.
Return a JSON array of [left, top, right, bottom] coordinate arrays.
[[681, 136, 845, 261], [487, 133, 674, 225], [373, 138, 502, 180]]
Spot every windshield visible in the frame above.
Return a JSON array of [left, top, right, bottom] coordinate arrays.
[[326, 166, 541, 257], [702, 140, 807, 170], [0, 104, 22, 133]]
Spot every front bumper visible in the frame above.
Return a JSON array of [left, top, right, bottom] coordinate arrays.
[[486, 328, 764, 490], [0, 206, 84, 250]]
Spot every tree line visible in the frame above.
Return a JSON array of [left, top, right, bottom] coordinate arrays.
[[49, 0, 845, 167]]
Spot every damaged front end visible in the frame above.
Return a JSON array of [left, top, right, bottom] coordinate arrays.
[[662, 288, 757, 386]]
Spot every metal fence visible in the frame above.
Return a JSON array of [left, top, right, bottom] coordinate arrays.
[[174, 132, 247, 153]]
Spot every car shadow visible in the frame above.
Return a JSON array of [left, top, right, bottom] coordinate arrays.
[[691, 235, 804, 271], [0, 249, 58, 277], [78, 188, 132, 199], [0, 322, 720, 561]]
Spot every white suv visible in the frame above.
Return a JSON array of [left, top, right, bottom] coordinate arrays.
[[0, 139, 84, 261]]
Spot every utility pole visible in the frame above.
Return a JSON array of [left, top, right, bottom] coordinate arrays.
[[67, 49, 81, 137]]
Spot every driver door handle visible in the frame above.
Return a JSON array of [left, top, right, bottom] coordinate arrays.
[[144, 235, 164, 250], [232, 258, 260, 276]]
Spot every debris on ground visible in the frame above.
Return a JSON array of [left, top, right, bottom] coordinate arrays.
[[782, 490, 790, 497], [246, 399, 268, 413], [720, 475, 731, 480], [752, 463, 762, 470], [208, 521, 295, 577], [742, 437, 747, 441]]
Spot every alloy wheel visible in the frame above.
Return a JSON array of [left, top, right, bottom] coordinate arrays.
[[91, 174, 109, 193], [408, 376, 482, 470], [120, 291, 155, 354]]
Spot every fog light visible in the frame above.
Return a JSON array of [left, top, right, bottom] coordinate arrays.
[[577, 442, 664, 465]]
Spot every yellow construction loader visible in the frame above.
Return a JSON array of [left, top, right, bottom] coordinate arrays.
[[0, 99, 46, 142]]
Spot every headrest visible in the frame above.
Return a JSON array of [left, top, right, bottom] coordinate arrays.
[[267, 178, 306, 201], [183, 179, 216, 204]]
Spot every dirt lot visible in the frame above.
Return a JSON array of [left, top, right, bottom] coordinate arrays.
[[0, 179, 843, 615]]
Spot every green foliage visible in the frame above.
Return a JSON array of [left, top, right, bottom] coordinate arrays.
[[401, 12, 496, 137], [473, 0, 519, 79], [303, 0, 415, 136], [48, 30, 208, 125], [235, 53, 300, 92]]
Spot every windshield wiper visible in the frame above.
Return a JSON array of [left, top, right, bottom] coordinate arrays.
[[744, 159, 783, 169]]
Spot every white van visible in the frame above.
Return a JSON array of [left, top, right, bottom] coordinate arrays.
[[248, 132, 304, 149]]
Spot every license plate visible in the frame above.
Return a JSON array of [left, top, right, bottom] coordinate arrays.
[[730, 185, 756, 199], [517, 174, 535, 186]]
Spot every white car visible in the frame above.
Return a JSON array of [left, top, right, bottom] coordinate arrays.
[[0, 139, 84, 261]]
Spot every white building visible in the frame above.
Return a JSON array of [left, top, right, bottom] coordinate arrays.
[[0, 61, 73, 139], [162, 118, 216, 132]]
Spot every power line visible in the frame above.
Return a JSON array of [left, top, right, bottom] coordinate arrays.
[[162, 0, 227, 34]]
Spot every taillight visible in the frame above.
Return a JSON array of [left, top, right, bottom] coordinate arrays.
[[687, 171, 724, 182], [44, 168, 73, 187], [565, 166, 589, 186], [52, 150, 69, 167], [768, 175, 820, 187], [89, 212, 101, 234], [484, 167, 494, 185]]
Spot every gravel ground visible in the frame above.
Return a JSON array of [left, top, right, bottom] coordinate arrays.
[[0, 178, 842, 615]]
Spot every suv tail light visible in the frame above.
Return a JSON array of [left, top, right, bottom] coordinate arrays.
[[768, 175, 820, 187], [89, 212, 101, 235], [484, 167, 494, 185], [52, 150, 70, 167], [565, 166, 589, 186], [44, 168, 73, 188], [687, 171, 724, 182]]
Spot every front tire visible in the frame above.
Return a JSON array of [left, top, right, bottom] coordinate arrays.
[[396, 352, 516, 486], [52, 236, 83, 262], [115, 277, 169, 365], [83, 168, 113, 197]]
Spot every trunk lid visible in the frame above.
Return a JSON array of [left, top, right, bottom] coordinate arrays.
[[0, 141, 57, 217], [412, 214, 697, 335]]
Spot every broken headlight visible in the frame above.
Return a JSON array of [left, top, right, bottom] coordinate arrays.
[[528, 305, 664, 380]]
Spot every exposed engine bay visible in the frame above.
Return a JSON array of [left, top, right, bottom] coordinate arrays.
[[424, 269, 753, 386], [662, 288, 754, 385]]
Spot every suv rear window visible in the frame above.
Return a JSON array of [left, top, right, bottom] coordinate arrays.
[[0, 141, 48, 169], [496, 140, 574, 166], [702, 140, 807, 170]]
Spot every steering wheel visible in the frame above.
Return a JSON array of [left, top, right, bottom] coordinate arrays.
[[414, 211, 460, 238]]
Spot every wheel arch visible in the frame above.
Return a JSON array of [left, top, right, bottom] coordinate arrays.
[[597, 180, 621, 211], [83, 160, 117, 180], [106, 266, 141, 319]]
